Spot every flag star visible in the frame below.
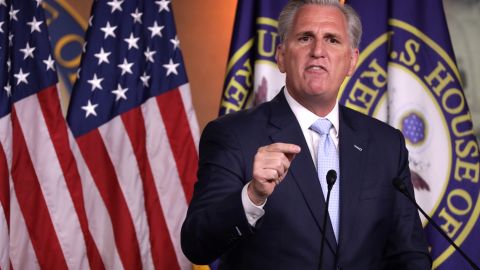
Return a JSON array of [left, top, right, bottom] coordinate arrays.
[[87, 74, 104, 91], [6, 59, 10, 72], [9, 6, 19, 21], [163, 58, 179, 76], [140, 72, 150, 87], [8, 33, 13, 46], [107, 0, 124, 13], [117, 58, 134, 75], [43, 55, 56, 71], [4, 82, 11, 96], [124, 33, 139, 50], [81, 100, 98, 118], [111, 84, 128, 101], [148, 21, 164, 38], [170, 35, 180, 50], [94, 47, 111, 64], [89, 15, 94, 26], [20, 43, 36, 59], [0, 22, 4, 33], [155, 0, 170, 12], [14, 68, 30, 85], [100, 22, 117, 39], [0, 0, 6, 6], [27, 17, 43, 33], [83, 41, 88, 53], [144, 47, 156, 63], [131, 8, 142, 24], [36, 0, 42, 7]]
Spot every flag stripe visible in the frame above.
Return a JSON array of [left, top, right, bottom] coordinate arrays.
[[14, 94, 90, 269], [178, 84, 200, 151], [97, 116, 155, 269], [69, 132, 124, 270], [121, 106, 181, 270], [0, 202, 8, 270], [142, 97, 191, 270], [0, 128, 9, 270], [0, 145, 8, 222], [9, 191, 39, 270], [11, 107, 68, 269], [156, 89, 198, 203], [76, 130, 142, 270], [0, 116, 11, 231], [37, 86, 105, 270]]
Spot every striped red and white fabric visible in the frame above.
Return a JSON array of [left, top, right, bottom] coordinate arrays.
[[11, 87, 101, 269], [0, 0, 12, 268], [1, 0, 199, 269], [0, 115, 11, 270], [1, 0, 105, 268], [70, 85, 198, 270], [66, 0, 199, 269]]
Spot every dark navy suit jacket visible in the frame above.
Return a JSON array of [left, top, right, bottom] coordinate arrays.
[[181, 91, 431, 270]]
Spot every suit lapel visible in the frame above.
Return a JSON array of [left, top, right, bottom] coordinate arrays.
[[337, 106, 368, 256], [268, 92, 337, 254]]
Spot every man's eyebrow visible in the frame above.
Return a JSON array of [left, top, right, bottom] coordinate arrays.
[[324, 32, 342, 38], [323, 32, 345, 41], [295, 31, 315, 37]]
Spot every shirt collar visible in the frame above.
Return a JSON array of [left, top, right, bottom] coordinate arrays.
[[284, 87, 339, 138]]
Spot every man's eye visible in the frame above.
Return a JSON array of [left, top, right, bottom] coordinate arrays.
[[327, 37, 339, 44], [299, 36, 311, 42]]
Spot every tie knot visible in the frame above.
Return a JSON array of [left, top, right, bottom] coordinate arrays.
[[310, 118, 332, 135]]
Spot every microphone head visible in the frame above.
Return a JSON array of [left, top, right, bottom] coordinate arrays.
[[326, 170, 337, 188], [393, 177, 407, 193]]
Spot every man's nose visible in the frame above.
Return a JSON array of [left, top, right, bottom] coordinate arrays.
[[310, 39, 325, 58]]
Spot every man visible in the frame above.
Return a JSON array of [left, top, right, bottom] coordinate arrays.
[[181, 0, 431, 269]]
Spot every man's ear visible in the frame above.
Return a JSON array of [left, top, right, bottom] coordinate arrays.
[[347, 48, 359, 76], [276, 43, 286, 73]]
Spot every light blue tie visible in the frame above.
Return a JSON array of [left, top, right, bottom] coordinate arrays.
[[310, 119, 340, 241]]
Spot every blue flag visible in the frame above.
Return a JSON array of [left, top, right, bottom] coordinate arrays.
[[343, 0, 480, 269], [220, 0, 288, 116], [42, 0, 87, 94]]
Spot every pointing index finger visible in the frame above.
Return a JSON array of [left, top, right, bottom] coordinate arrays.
[[265, 143, 301, 154]]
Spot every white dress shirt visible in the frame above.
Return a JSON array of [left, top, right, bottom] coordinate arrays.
[[241, 88, 339, 226]]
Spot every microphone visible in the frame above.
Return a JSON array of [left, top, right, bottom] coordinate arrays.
[[319, 169, 337, 269], [393, 177, 480, 270], [326, 170, 337, 190]]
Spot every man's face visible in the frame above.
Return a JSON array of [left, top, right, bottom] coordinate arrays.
[[276, 5, 359, 109]]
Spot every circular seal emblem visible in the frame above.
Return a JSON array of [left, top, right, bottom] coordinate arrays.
[[339, 19, 480, 268]]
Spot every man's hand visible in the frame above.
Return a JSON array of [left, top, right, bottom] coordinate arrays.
[[248, 143, 301, 205]]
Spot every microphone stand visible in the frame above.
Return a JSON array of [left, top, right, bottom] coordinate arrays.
[[319, 170, 337, 269], [393, 178, 480, 270]]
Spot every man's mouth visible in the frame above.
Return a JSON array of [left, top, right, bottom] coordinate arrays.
[[306, 65, 327, 72]]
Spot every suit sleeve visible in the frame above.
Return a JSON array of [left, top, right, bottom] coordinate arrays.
[[181, 120, 254, 265], [383, 130, 432, 269]]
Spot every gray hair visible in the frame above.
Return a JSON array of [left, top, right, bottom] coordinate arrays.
[[277, 0, 362, 48]]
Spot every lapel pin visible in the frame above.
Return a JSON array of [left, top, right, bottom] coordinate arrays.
[[354, 144, 363, 152]]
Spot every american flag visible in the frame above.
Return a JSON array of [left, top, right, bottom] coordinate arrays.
[[66, 0, 198, 269], [0, 0, 199, 269], [1, 0, 101, 269]]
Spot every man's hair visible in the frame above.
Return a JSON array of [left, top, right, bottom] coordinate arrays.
[[277, 0, 362, 48]]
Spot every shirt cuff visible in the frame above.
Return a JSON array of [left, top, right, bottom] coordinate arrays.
[[241, 182, 266, 226]]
